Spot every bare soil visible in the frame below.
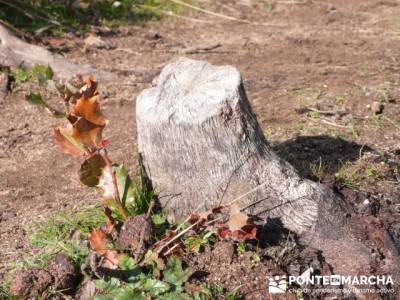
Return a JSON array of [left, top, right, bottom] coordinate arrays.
[[1, 0, 400, 296]]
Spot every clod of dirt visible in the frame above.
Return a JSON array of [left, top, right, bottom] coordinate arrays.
[[118, 214, 152, 260], [10, 269, 52, 298], [46, 253, 77, 292], [371, 101, 384, 114]]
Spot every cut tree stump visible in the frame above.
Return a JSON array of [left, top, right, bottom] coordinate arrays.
[[137, 58, 399, 281], [0, 25, 115, 82]]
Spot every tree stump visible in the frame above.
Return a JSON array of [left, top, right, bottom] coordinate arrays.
[[0, 25, 115, 82], [136, 58, 399, 279]]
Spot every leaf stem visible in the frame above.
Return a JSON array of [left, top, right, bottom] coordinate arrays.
[[101, 149, 128, 220]]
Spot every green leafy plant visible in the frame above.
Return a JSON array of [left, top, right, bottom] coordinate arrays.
[[184, 231, 215, 253], [236, 242, 246, 255], [94, 256, 193, 300]]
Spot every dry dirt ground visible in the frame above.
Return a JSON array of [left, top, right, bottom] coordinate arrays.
[[1, 0, 400, 295]]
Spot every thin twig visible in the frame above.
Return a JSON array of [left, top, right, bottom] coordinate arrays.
[[164, 243, 182, 256], [320, 119, 349, 128], [226, 181, 269, 206], [156, 220, 201, 254]]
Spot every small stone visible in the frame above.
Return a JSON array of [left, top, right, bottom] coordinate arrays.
[[371, 101, 384, 114], [84, 35, 113, 50]]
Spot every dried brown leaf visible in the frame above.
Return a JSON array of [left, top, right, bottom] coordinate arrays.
[[71, 95, 107, 126], [227, 203, 250, 232], [89, 228, 108, 255], [53, 128, 86, 157], [71, 117, 104, 149]]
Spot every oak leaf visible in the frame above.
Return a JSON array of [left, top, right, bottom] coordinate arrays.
[[53, 128, 86, 157], [71, 117, 104, 149], [71, 95, 107, 126]]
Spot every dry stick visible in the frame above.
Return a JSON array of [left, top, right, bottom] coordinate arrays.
[[320, 119, 349, 128], [101, 149, 128, 219], [156, 220, 201, 254], [164, 243, 182, 256]]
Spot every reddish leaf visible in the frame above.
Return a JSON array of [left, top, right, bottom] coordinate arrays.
[[89, 228, 108, 255], [99, 139, 110, 148], [53, 128, 86, 157], [187, 213, 200, 225], [217, 226, 231, 239], [211, 206, 224, 214], [231, 224, 257, 242]]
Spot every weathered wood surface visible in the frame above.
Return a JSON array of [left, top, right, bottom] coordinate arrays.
[[0, 25, 115, 82], [137, 58, 399, 278]]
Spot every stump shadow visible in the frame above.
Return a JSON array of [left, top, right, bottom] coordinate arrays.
[[272, 135, 373, 180]]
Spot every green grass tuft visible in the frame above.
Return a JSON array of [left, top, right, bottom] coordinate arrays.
[[13, 206, 104, 270], [0, 0, 183, 35]]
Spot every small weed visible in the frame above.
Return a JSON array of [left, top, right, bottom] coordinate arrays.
[[369, 113, 383, 128], [335, 95, 346, 105], [236, 242, 246, 255], [308, 111, 320, 119], [309, 158, 328, 182], [12, 65, 53, 87], [184, 231, 215, 253], [205, 284, 242, 300], [250, 254, 261, 267], [335, 162, 361, 189], [365, 166, 379, 180], [335, 161, 383, 189], [0, 278, 17, 300]]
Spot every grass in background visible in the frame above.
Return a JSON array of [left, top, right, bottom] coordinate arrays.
[[0, 0, 182, 35]]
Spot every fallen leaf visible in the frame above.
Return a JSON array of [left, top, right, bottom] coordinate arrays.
[[89, 228, 120, 269], [53, 128, 86, 157], [227, 204, 250, 231], [231, 224, 257, 242]]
